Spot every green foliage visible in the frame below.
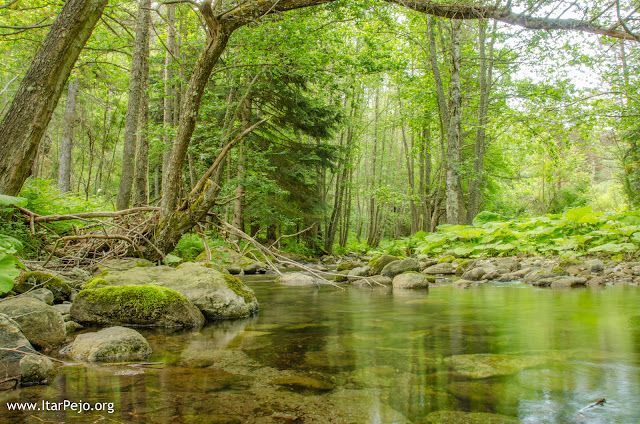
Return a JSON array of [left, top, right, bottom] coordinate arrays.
[[0, 194, 28, 293], [411, 207, 640, 258], [171, 233, 205, 261]]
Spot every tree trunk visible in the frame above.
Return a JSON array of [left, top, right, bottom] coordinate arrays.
[[133, 21, 151, 207], [0, 0, 107, 195], [232, 95, 252, 237], [57, 78, 79, 193], [162, 3, 178, 179], [445, 20, 463, 224], [466, 19, 496, 224], [160, 16, 234, 220], [117, 0, 151, 210]]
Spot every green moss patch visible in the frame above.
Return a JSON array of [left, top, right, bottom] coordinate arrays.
[[78, 285, 190, 320], [222, 275, 254, 303]]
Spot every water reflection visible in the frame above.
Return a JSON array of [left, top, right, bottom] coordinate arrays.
[[1, 281, 639, 423]]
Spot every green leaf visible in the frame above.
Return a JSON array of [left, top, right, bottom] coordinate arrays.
[[452, 246, 475, 257], [563, 206, 593, 223], [0, 194, 27, 207], [164, 254, 182, 264], [472, 211, 502, 227], [0, 254, 20, 294], [412, 230, 428, 239]]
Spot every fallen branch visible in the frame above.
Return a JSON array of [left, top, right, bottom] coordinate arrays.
[[16, 206, 158, 223]]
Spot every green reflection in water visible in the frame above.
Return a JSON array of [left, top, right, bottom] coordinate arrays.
[[1, 280, 640, 424]]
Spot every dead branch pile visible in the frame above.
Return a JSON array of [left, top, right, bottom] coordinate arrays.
[[16, 206, 162, 270]]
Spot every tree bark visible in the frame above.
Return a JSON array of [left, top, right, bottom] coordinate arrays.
[[445, 20, 463, 224], [0, 0, 107, 195], [117, 0, 151, 210], [162, 3, 177, 180], [232, 95, 251, 237], [133, 20, 151, 207], [466, 19, 496, 224], [57, 78, 79, 193]]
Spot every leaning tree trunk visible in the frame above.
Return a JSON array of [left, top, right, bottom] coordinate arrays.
[[160, 17, 233, 219], [0, 0, 107, 196], [57, 78, 80, 193], [117, 0, 151, 210]]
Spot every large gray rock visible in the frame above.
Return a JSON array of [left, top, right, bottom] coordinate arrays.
[[67, 326, 152, 363], [587, 258, 605, 273], [71, 285, 205, 327], [462, 264, 498, 281], [392, 273, 430, 289], [523, 267, 567, 285], [0, 297, 65, 349], [23, 288, 54, 305], [423, 262, 456, 275], [277, 272, 321, 286], [551, 277, 587, 289], [19, 354, 57, 386], [347, 266, 371, 282], [381, 258, 420, 278], [0, 313, 33, 365], [83, 262, 258, 320]]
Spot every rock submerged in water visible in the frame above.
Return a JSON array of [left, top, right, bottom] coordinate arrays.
[[443, 353, 547, 379], [71, 285, 205, 327], [423, 411, 520, 424], [81, 262, 258, 320], [270, 375, 335, 393], [67, 326, 152, 363], [0, 297, 66, 349]]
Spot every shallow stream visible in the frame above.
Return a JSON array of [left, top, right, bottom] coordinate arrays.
[[2, 277, 640, 423]]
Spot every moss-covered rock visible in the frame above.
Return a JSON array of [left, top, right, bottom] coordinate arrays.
[[78, 262, 258, 320], [438, 255, 456, 263], [71, 285, 205, 327], [381, 258, 420, 278], [67, 326, 152, 363], [558, 257, 584, 268], [368, 254, 400, 274], [336, 261, 362, 272], [14, 271, 71, 303]]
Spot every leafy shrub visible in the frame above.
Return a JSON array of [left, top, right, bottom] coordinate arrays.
[[412, 207, 640, 258]]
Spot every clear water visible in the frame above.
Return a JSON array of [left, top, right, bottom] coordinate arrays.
[[2, 277, 640, 424]]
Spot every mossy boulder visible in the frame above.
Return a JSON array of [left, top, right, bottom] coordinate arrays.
[[14, 271, 72, 303], [79, 263, 258, 320], [438, 255, 456, 263], [423, 262, 456, 275], [558, 257, 584, 268], [71, 285, 205, 327], [381, 258, 420, 278], [67, 326, 152, 363], [336, 261, 363, 272], [368, 254, 400, 274], [0, 297, 65, 349]]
